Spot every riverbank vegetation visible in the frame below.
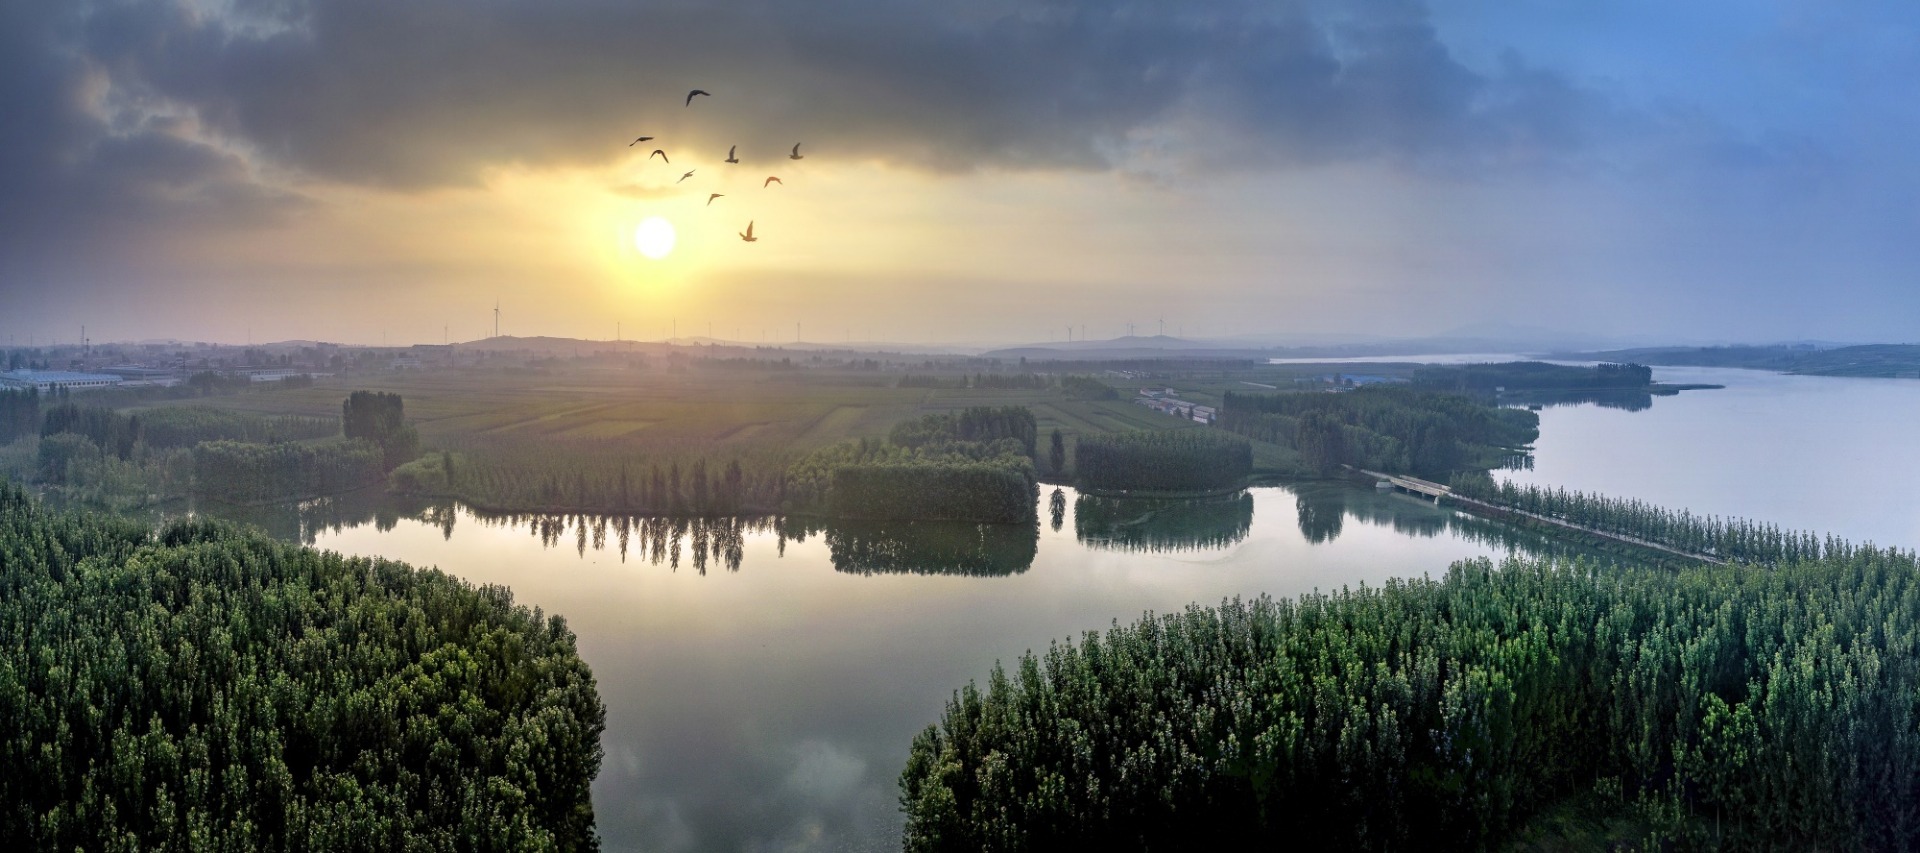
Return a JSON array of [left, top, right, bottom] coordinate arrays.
[[902, 538, 1920, 850], [784, 407, 1039, 523], [1450, 474, 1830, 564], [1412, 361, 1652, 393], [1219, 386, 1538, 479], [0, 484, 605, 849], [1073, 429, 1252, 494]]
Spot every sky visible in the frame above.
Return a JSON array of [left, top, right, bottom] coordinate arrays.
[[1, 0, 1917, 347]]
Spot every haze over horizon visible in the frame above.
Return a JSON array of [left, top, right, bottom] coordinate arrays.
[[4, 0, 1916, 347]]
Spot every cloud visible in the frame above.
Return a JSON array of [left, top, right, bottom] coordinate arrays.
[[38, 0, 1726, 190], [0, 1, 307, 281]]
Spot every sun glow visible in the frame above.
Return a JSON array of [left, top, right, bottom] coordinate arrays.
[[634, 217, 676, 259]]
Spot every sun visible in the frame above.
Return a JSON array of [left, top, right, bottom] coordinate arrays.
[[634, 216, 676, 260]]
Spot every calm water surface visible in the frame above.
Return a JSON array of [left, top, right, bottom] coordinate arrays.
[[268, 484, 1558, 852], [1502, 365, 1920, 548]]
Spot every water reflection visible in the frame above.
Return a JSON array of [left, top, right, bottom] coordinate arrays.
[[1074, 491, 1255, 553], [1294, 485, 1346, 543], [255, 482, 1595, 852], [1504, 388, 1655, 411], [454, 512, 785, 574], [780, 517, 1038, 576], [180, 487, 425, 544], [1290, 480, 1599, 561]]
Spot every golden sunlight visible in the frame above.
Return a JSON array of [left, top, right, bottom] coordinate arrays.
[[634, 216, 676, 259]]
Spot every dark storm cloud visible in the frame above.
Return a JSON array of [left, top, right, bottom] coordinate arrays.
[[0, 1, 305, 284], [33, 0, 1670, 190]]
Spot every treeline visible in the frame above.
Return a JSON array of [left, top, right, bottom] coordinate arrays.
[[1412, 361, 1652, 393], [139, 405, 338, 449], [0, 387, 38, 442], [18, 402, 337, 457], [786, 436, 1036, 524], [0, 485, 605, 848], [898, 374, 1052, 390], [1220, 386, 1538, 479], [1074, 429, 1251, 494], [1451, 475, 1833, 564], [393, 447, 783, 516], [343, 390, 421, 469], [1059, 375, 1118, 400], [191, 439, 386, 505], [12, 399, 412, 510], [782, 408, 1040, 523], [890, 406, 1038, 457], [904, 543, 1920, 850], [43, 403, 143, 459]]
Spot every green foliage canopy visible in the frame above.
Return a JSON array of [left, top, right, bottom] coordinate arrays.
[[0, 485, 606, 849]]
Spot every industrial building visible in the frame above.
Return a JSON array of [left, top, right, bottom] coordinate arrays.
[[0, 370, 125, 392]]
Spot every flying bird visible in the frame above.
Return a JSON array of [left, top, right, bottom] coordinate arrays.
[[686, 89, 710, 106], [764, 176, 782, 187], [707, 193, 724, 206], [679, 170, 695, 183], [650, 149, 669, 163], [725, 145, 739, 164], [789, 143, 804, 160], [739, 221, 757, 242], [628, 136, 654, 147]]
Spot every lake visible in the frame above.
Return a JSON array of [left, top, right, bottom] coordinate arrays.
[[1501, 365, 1920, 548], [266, 482, 1563, 852], [221, 364, 1920, 851]]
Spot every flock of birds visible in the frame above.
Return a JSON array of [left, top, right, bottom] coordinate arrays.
[[627, 88, 803, 243]]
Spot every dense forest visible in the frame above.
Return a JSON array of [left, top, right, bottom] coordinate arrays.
[[1073, 429, 1252, 494], [1411, 361, 1653, 393], [0, 387, 39, 442], [889, 406, 1039, 458], [191, 438, 387, 505], [2, 398, 413, 511], [780, 407, 1040, 523], [902, 541, 1920, 850], [342, 391, 422, 469], [0, 485, 605, 849], [138, 406, 339, 449], [1058, 376, 1119, 400], [1219, 386, 1538, 479]]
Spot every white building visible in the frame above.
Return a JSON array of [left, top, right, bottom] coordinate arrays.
[[0, 370, 125, 392]]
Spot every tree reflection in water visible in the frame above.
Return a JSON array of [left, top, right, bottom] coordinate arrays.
[[1074, 491, 1255, 554], [779, 516, 1039, 576]]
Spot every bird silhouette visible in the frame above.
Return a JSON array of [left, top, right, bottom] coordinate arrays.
[[725, 145, 739, 164], [739, 221, 757, 242], [678, 170, 695, 184], [650, 149, 669, 163], [789, 143, 804, 160], [764, 176, 782, 187], [686, 89, 710, 106], [628, 136, 653, 147], [707, 193, 724, 206]]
